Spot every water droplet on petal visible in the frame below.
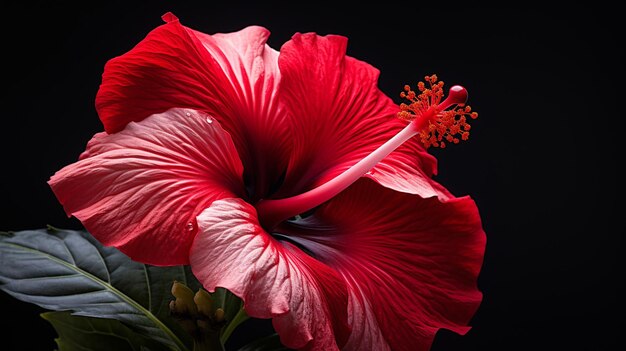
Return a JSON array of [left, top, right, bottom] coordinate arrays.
[[185, 112, 191, 117], [186, 222, 195, 232], [206, 117, 213, 124]]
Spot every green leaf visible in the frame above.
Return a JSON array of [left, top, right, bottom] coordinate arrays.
[[236, 334, 290, 351], [0, 228, 198, 351], [42, 311, 170, 351]]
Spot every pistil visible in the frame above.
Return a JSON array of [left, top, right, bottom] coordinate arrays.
[[256, 76, 476, 230]]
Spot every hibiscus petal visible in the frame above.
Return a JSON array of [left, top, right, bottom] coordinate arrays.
[[49, 108, 244, 265], [96, 14, 289, 199], [279, 179, 485, 351], [277, 33, 440, 198], [190, 198, 350, 350]]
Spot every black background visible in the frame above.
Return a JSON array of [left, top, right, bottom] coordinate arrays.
[[1, 2, 623, 350]]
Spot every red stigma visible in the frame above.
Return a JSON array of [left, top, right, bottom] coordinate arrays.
[[442, 85, 468, 108]]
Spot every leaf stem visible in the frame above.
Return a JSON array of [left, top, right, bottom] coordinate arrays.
[[220, 304, 249, 345]]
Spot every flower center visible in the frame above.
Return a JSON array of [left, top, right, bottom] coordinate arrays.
[[256, 75, 477, 231]]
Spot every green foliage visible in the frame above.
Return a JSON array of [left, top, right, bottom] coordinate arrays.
[[0, 228, 280, 351], [0, 228, 197, 350], [42, 311, 170, 351]]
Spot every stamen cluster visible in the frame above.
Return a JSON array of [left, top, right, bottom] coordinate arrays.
[[398, 75, 478, 148]]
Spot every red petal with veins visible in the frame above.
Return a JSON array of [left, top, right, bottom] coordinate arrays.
[[279, 179, 485, 350], [190, 198, 350, 350], [48, 108, 244, 265], [276, 33, 441, 199], [96, 15, 289, 199], [191, 180, 484, 350]]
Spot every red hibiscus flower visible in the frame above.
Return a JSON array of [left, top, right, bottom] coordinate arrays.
[[49, 13, 485, 351]]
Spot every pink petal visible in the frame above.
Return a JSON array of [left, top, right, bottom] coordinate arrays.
[[281, 179, 485, 351], [49, 108, 244, 265], [96, 14, 289, 199], [190, 198, 350, 350], [276, 33, 440, 199]]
